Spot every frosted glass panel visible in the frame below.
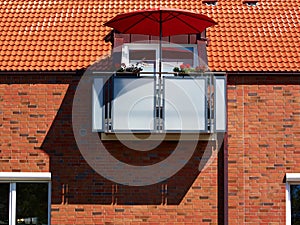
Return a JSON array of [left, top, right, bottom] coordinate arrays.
[[112, 77, 155, 131], [92, 78, 104, 131], [164, 78, 207, 131], [215, 77, 226, 131]]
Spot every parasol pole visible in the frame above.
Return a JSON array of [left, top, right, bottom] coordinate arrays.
[[158, 10, 162, 130], [159, 10, 162, 76]]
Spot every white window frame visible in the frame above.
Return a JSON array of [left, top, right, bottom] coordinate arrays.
[[0, 172, 52, 225], [121, 43, 199, 73], [286, 173, 300, 225]]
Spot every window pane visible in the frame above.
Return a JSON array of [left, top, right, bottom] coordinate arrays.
[[0, 183, 9, 225], [162, 46, 195, 72], [16, 183, 48, 225], [129, 50, 157, 73], [291, 185, 300, 225], [129, 50, 156, 61]]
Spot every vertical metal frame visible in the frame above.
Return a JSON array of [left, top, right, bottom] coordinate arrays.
[[92, 77, 105, 132], [208, 73, 214, 133], [162, 76, 208, 132], [105, 76, 113, 132], [214, 76, 227, 132], [111, 76, 157, 132]]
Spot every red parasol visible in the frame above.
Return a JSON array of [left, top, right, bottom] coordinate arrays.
[[104, 8, 217, 73]]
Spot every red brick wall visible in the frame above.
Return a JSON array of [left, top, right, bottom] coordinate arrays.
[[227, 75, 300, 224], [0, 74, 221, 225], [0, 75, 71, 172], [3, 73, 299, 224]]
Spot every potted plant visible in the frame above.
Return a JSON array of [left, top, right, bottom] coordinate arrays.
[[173, 64, 191, 77], [115, 62, 144, 76], [173, 64, 208, 76]]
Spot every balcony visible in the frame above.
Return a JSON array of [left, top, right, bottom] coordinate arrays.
[[92, 71, 226, 140]]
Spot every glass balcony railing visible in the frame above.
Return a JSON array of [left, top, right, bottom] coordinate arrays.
[[92, 71, 226, 133]]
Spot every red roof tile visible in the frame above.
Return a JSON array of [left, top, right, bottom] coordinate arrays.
[[0, 0, 299, 72]]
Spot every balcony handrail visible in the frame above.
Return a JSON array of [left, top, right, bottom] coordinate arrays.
[[92, 71, 226, 76]]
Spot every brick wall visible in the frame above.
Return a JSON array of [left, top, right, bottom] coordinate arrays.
[[0, 75, 72, 172], [2, 73, 299, 224], [0, 74, 222, 225], [227, 75, 300, 224]]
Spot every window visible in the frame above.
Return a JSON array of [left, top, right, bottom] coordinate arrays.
[[121, 43, 199, 73], [162, 46, 198, 72], [286, 173, 300, 225], [243, 0, 258, 6], [0, 183, 9, 225], [0, 172, 51, 225], [129, 49, 157, 73], [202, 0, 217, 6]]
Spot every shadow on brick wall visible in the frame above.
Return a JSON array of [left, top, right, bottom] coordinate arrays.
[[36, 66, 218, 205], [0, 69, 221, 206], [16, 51, 223, 205]]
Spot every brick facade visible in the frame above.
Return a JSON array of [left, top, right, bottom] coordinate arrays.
[[227, 74, 300, 224], [1, 73, 299, 224], [0, 74, 223, 224]]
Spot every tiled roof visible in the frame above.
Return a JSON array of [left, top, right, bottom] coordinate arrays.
[[0, 0, 299, 72]]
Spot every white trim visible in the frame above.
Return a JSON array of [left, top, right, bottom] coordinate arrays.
[[286, 173, 300, 182], [286, 182, 291, 225], [9, 183, 16, 225], [0, 172, 51, 181]]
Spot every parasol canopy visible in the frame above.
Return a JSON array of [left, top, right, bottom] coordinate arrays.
[[104, 8, 217, 37], [104, 8, 217, 73]]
